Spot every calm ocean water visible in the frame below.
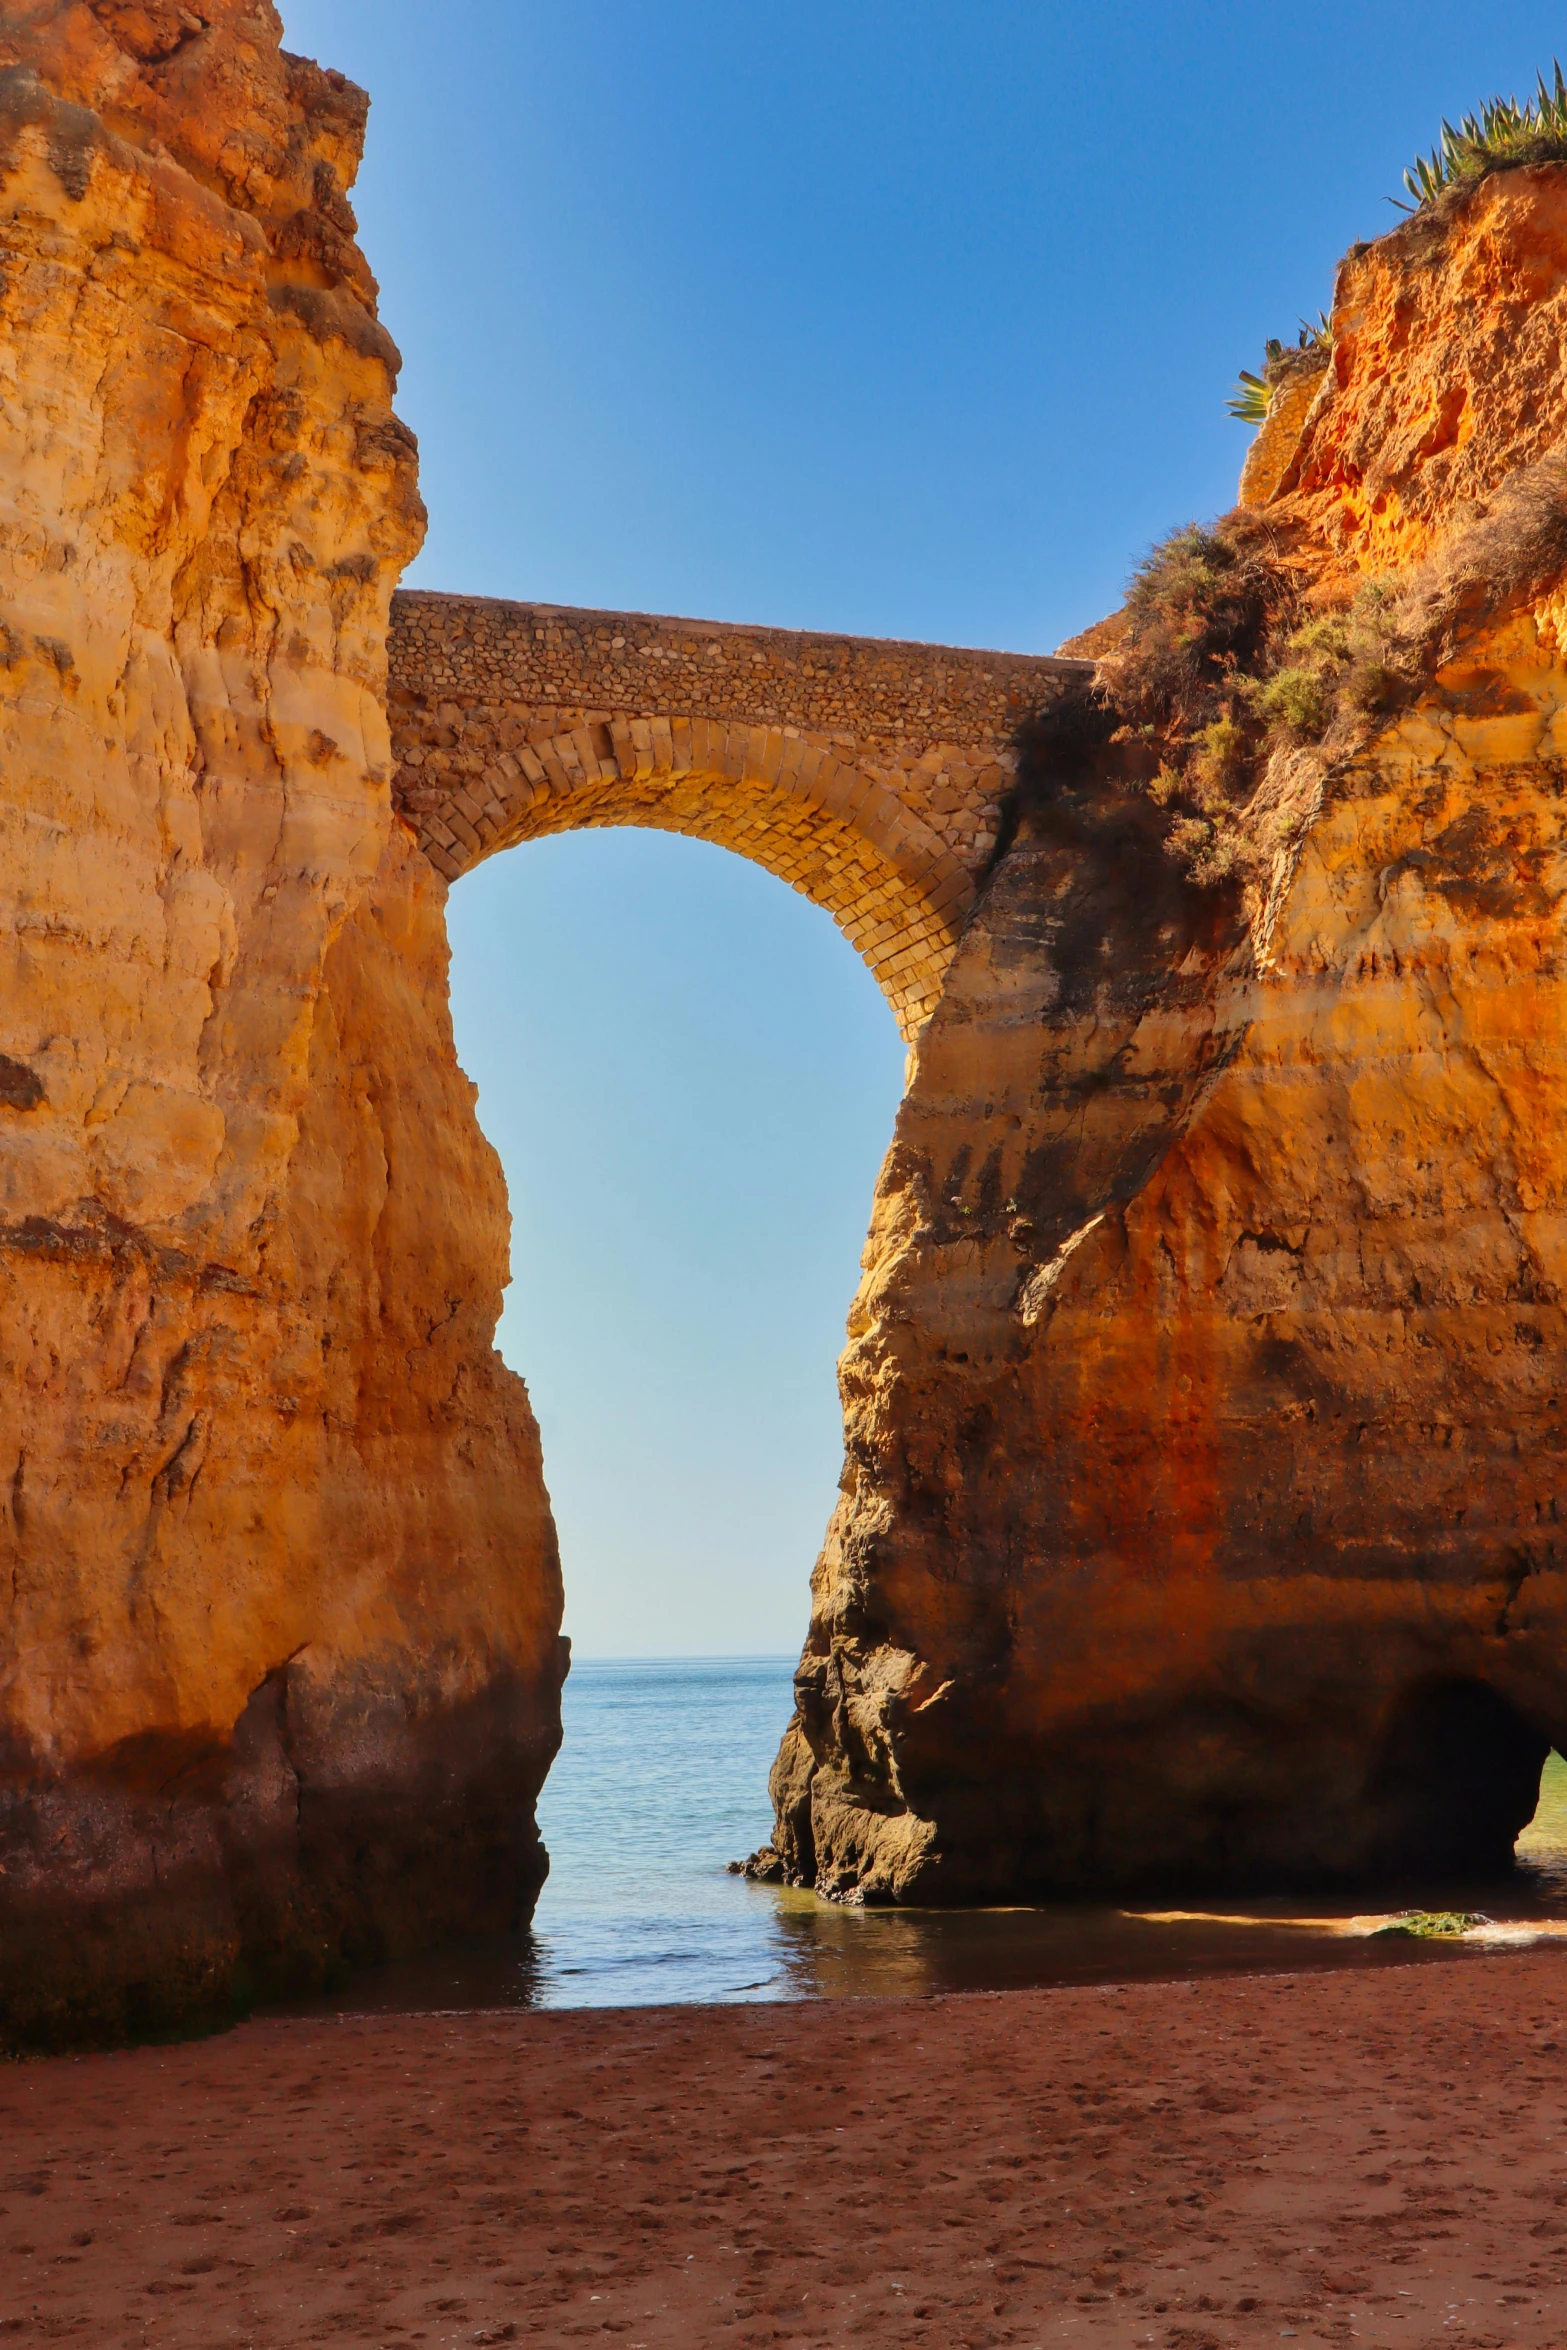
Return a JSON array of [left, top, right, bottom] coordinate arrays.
[[294, 1654, 1567, 2018]]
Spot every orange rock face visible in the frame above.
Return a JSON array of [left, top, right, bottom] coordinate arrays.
[[0, 3, 563, 2043], [1280, 166, 1567, 571], [18, 2, 1567, 2021], [767, 163, 1567, 1903]]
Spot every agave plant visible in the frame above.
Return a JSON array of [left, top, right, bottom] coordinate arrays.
[[1395, 60, 1567, 210], [1227, 371, 1271, 426], [1227, 317, 1332, 427]]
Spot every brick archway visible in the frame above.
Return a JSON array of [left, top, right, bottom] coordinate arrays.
[[389, 594, 1088, 1037], [405, 714, 975, 1035]]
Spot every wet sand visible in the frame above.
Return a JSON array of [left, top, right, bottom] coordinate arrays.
[[6, 1947, 1567, 2348]]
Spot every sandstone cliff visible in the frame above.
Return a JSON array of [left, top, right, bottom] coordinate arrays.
[[0, 1, 563, 2043], [765, 159, 1567, 1901], [18, 1, 1567, 2037]]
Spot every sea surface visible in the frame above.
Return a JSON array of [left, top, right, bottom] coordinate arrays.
[[295, 1654, 1567, 2018]]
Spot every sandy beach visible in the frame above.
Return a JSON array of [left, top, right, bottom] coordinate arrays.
[[4, 1947, 1567, 2347]]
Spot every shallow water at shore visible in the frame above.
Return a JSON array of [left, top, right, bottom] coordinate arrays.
[[287, 1654, 1567, 2017]]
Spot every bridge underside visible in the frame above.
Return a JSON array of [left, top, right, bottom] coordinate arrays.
[[402, 716, 975, 1035]]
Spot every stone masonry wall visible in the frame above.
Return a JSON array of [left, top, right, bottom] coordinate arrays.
[[386, 593, 1086, 1034]]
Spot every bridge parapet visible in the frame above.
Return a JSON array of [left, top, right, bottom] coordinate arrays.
[[388, 592, 1086, 1035]]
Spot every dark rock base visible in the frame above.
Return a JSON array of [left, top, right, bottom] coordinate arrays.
[[0, 1656, 565, 2050]]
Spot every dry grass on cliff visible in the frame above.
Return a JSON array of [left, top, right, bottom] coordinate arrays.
[[1017, 514, 1321, 894], [1017, 456, 1567, 908], [1391, 456, 1567, 659]]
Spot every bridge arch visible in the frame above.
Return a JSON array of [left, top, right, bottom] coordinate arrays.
[[398, 714, 976, 1036]]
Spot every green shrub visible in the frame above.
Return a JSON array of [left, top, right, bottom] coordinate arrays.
[[1186, 716, 1250, 808], [1239, 590, 1405, 747], [1250, 665, 1332, 740]]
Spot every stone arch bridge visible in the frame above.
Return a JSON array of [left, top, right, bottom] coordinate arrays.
[[388, 594, 1088, 1036]]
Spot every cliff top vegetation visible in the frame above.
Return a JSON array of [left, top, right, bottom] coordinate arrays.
[[1229, 67, 1567, 430], [1037, 70, 1567, 913], [1398, 61, 1567, 212], [1026, 459, 1567, 897]]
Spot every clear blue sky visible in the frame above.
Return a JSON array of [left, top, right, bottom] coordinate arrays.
[[285, 1, 1567, 1656]]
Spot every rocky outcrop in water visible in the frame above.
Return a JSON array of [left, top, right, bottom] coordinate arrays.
[[0, 2, 563, 2044], [764, 161, 1567, 1901]]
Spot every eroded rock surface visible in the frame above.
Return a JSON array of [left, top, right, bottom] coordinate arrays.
[[0, 2, 563, 2043], [766, 162, 1567, 1903]]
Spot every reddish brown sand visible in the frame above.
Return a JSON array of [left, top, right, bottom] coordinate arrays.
[[5, 1952, 1567, 2348]]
